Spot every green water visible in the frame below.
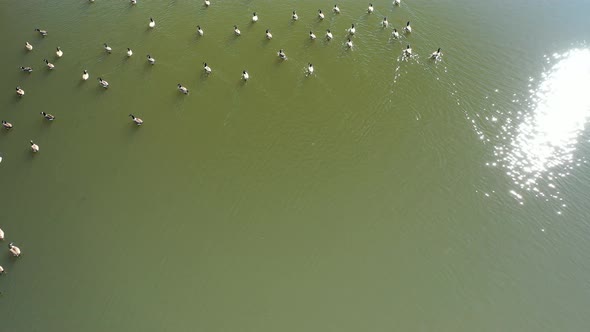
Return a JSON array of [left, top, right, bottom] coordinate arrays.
[[2, 0, 590, 330]]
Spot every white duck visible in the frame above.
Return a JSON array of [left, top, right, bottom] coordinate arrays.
[[278, 49, 287, 60], [41, 112, 55, 121], [430, 48, 442, 60], [0, 265, 4, 274], [197, 25, 204, 36], [318, 10, 325, 20], [98, 77, 109, 88], [333, 5, 340, 14], [403, 44, 412, 57], [307, 63, 314, 75], [394, 0, 401, 6], [44, 59, 55, 69], [204, 0, 210, 7], [35, 28, 48, 36], [131, 0, 137, 4], [309, 31, 316, 40], [345, 38, 353, 49], [242, 70, 249, 81], [234, 25, 241, 36], [177, 83, 189, 94], [30, 141, 39, 153], [404, 21, 412, 33], [2, 121, 13, 130], [368, 3, 374, 14], [9, 243, 21, 257], [25, 42, 33, 51], [203, 62, 212, 74], [82, 70, 89, 80], [265, 29, 272, 39], [148, 17, 156, 28], [326, 29, 333, 40], [392, 28, 399, 39], [292, 10, 298, 21], [104, 43, 112, 53], [56, 47, 63, 57], [348, 23, 356, 35], [127, 48, 133, 57], [16, 86, 25, 96], [0, 227, 4, 240], [147, 54, 155, 64], [129, 114, 143, 125], [382, 17, 389, 28], [252, 12, 258, 22]]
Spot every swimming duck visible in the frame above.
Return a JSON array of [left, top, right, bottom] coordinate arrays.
[[98, 77, 109, 88], [104, 43, 112, 53], [127, 48, 133, 57], [309, 31, 316, 40], [292, 10, 298, 21], [16, 86, 25, 96], [56, 47, 63, 57], [0, 266, 4, 274], [430, 48, 442, 60], [129, 114, 143, 125], [403, 44, 412, 57], [41, 112, 55, 121], [404, 21, 411, 33], [30, 141, 39, 153], [348, 24, 356, 35], [177, 83, 189, 94], [252, 12, 258, 22], [147, 54, 155, 64], [394, 0, 401, 5], [9, 243, 21, 257], [278, 49, 287, 60], [203, 62, 212, 74], [35, 28, 47, 36], [0, 228, 3, 240], [345, 38, 353, 49], [44, 59, 55, 69], [392, 28, 399, 39], [25, 42, 33, 51], [265, 29, 272, 39], [20, 66, 33, 73], [131, 0, 137, 4], [197, 25, 204, 36], [382, 17, 389, 28], [326, 29, 333, 40], [149, 17, 156, 28], [318, 10, 325, 20], [2, 121, 13, 130], [368, 3, 374, 14], [234, 25, 241, 36], [204, 0, 210, 7], [333, 5, 340, 14], [307, 63, 314, 75], [242, 70, 249, 81], [82, 70, 89, 80]]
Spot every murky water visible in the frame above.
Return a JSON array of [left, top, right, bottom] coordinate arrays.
[[2, 0, 590, 331]]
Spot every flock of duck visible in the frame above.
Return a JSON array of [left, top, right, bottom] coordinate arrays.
[[5, 0, 443, 155]]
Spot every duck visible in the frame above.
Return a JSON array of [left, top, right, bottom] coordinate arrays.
[[382, 17, 389, 28], [98, 77, 109, 88], [348, 23, 356, 35], [25, 42, 33, 51], [129, 114, 143, 125], [0, 228, 3, 240], [20, 66, 33, 73], [56, 46, 63, 57], [2, 121, 13, 130], [333, 4, 340, 14], [148, 17, 156, 28], [430, 48, 442, 60], [197, 25, 204, 36], [367, 3, 374, 14], [392, 28, 399, 39], [234, 25, 241, 36], [8, 243, 21, 257], [204, 0, 210, 7], [203, 62, 212, 74], [35, 28, 48, 36], [41, 112, 55, 121], [309, 31, 316, 40], [177, 83, 189, 94], [403, 44, 412, 57], [147, 54, 155, 64], [292, 10, 298, 21], [307, 63, 314, 75], [265, 29, 272, 40], [82, 70, 89, 80], [277, 49, 287, 60], [0, 265, 4, 274], [394, 0, 401, 5], [16, 86, 25, 96], [30, 141, 39, 153], [252, 12, 258, 22], [44, 59, 55, 69], [131, 0, 137, 4], [326, 29, 333, 40], [104, 43, 112, 53], [318, 9, 325, 20], [242, 70, 249, 81], [127, 48, 133, 57], [345, 38, 353, 49], [404, 21, 412, 33]]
